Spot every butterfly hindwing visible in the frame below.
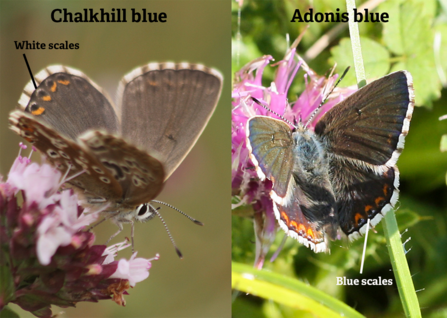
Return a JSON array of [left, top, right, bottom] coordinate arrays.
[[118, 62, 222, 180], [273, 189, 327, 252], [330, 156, 398, 239], [79, 131, 165, 209], [273, 174, 340, 252], [9, 111, 123, 202]]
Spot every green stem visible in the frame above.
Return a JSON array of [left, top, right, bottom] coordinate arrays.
[[346, 0, 421, 317], [346, 0, 366, 88], [382, 211, 421, 317]]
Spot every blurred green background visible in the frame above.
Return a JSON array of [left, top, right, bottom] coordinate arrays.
[[232, 0, 447, 317], [0, 1, 230, 317]]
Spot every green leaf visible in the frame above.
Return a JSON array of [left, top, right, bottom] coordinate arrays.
[[414, 0, 437, 18], [380, 0, 437, 55], [382, 1, 441, 107], [330, 37, 390, 86], [232, 262, 365, 318], [0, 265, 15, 306], [380, 1, 403, 55]]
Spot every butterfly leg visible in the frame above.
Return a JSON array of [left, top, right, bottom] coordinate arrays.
[[131, 220, 135, 253], [106, 219, 137, 252], [105, 222, 124, 245]]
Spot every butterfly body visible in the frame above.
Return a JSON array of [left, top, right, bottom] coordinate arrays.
[[246, 71, 414, 252], [292, 126, 329, 185]]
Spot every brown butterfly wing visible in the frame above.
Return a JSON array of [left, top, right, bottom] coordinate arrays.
[[79, 131, 165, 209], [9, 111, 123, 202], [118, 63, 222, 180], [18, 65, 119, 141]]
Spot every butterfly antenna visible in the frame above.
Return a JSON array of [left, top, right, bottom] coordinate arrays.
[[304, 66, 350, 129], [151, 200, 204, 226], [87, 216, 108, 232], [149, 204, 183, 259], [251, 97, 297, 128]]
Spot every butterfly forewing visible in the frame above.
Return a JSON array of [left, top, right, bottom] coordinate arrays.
[[118, 63, 222, 180], [18, 65, 119, 141], [247, 116, 294, 198], [315, 71, 414, 166]]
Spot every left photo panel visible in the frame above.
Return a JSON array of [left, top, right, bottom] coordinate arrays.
[[0, 1, 231, 318]]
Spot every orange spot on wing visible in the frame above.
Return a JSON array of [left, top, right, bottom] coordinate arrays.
[[280, 211, 289, 224], [375, 196, 384, 206], [50, 81, 57, 92], [365, 205, 373, 212], [58, 80, 70, 85], [289, 221, 298, 231], [307, 228, 316, 239], [383, 184, 389, 196], [355, 213, 364, 224], [31, 107, 45, 116], [42, 95, 51, 101]]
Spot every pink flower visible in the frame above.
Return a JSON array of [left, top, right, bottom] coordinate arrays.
[[102, 239, 132, 265], [36, 212, 73, 265], [7, 149, 60, 210], [110, 252, 159, 287], [6, 146, 98, 265], [0, 145, 157, 317], [232, 37, 357, 268]]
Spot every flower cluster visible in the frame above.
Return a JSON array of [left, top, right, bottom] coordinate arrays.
[[232, 38, 357, 268], [0, 144, 157, 317]]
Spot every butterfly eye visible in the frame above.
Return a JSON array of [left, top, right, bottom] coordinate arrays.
[[135, 203, 156, 222], [137, 204, 147, 215]]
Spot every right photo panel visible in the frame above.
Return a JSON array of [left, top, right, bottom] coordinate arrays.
[[231, 1, 447, 317]]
